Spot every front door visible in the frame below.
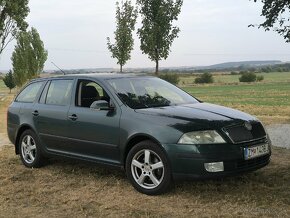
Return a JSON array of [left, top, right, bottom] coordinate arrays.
[[67, 79, 121, 165]]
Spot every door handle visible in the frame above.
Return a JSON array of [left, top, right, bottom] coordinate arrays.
[[32, 110, 39, 116], [68, 114, 78, 121]]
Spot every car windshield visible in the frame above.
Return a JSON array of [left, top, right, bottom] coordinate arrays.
[[107, 77, 199, 109]]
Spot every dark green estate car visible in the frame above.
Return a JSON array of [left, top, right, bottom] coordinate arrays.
[[7, 74, 271, 195]]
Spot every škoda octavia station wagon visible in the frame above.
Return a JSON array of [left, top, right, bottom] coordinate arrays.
[[7, 74, 271, 195]]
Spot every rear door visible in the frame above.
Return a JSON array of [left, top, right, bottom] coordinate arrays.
[[8, 81, 46, 143], [33, 79, 75, 152]]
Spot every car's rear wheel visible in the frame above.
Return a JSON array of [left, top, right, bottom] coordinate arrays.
[[126, 140, 172, 195], [19, 130, 45, 168]]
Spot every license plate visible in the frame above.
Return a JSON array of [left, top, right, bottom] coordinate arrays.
[[244, 144, 269, 160]]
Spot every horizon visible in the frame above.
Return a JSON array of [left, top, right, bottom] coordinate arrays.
[[0, 59, 284, 73]]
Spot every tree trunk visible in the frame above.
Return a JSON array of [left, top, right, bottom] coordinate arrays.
[[9, 89, 11, 94], [120, 64, 123, 73], [155, 59, 159, 75]]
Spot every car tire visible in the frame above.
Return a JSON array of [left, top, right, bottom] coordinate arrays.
[[126, 140, 172, 195], [19, 130, 45, 168]]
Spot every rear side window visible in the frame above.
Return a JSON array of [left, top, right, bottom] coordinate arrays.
[[16, 81, 44, 103], [46, 80, 73, 106]]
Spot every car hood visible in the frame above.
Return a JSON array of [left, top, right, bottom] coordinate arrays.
[[135, 103, 257, 131]]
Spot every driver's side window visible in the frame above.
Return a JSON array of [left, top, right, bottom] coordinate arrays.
[[76, 80, 110, 108]]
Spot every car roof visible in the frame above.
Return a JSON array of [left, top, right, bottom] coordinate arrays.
[[31, 73, 153, 82]]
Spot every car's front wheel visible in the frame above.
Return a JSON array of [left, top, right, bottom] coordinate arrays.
[[19, 130, 45, 168], [126, 140, 172, 195]]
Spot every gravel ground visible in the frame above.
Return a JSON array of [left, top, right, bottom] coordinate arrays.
[[266, 124, 290, 149], [0, 125, 289, 149]]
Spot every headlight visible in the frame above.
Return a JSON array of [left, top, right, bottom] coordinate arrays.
[[178, 130, 226, 145]]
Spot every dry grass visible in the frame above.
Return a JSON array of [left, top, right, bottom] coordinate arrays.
[[0, 77, 289, 217], [0, 81, 15, 134], [0, 145, 289, 217]]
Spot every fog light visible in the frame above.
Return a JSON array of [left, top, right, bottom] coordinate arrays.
[[204, 162, 224, 172]]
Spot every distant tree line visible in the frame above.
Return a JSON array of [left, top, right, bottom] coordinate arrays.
[[157, 63, 290, 75]]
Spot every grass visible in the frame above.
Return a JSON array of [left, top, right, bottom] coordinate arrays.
[[0, 145, 289, 217], [179, 72, 290, 86], [0, 73, 290, 217], [182, 81, 290, 125]]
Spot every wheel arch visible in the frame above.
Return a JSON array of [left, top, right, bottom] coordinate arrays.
[[123, 133, 165, 167], [15, 124, 36, 155]]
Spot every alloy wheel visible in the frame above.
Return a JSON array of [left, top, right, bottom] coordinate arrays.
[[21, 135, 37, 164], [131, 149, 164, 190]]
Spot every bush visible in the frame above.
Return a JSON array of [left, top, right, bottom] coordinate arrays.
[[195, 72, 214, 84], [158, 73, 180, 85], [230, 71, 238, 75], [239, 72, 257, 82], [257, 75, 264, 82]]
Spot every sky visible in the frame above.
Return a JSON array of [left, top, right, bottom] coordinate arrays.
[[1, 0, 290, 71]]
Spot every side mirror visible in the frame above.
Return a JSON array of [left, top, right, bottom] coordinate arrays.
[[90, 100, 114, 111]]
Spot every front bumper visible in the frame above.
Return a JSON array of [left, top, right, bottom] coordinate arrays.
[[163, 138, 271, 180]]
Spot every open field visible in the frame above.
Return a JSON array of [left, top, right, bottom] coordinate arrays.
[[183, 82, 290, 125], [179, 71, 290, 86], [0, 73, 290, 217]]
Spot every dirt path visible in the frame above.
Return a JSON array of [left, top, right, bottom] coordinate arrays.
[[0, 133, 10, 149], [267, 124, 290, 149]]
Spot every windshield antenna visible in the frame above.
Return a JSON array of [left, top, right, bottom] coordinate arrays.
[[51, 61, 66, 75]]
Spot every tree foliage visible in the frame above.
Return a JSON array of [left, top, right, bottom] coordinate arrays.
[[3, 70, 15, 92], [195, 73, 214, 84], [253, 0, 290, 42], [12, 27, 48, 87], [0, 0, 29, 54], [239, 72, 257, 82], [158, 73, 180, 85], [137, 0, 183, 74], [107, 0, 137, 73]]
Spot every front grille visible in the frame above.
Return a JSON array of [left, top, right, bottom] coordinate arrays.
[[223, 122, 266, 143], [224, 154, 270, 171]]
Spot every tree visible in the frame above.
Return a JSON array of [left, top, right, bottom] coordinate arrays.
[[12, 27, 48, 87], [253, 0, 290, 42], [137, 0, 183, 75], [3, 70, 15, 93], [195, 73, 214, 84], [0, 0, 29, 55], [107, 0, 137, 73]]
